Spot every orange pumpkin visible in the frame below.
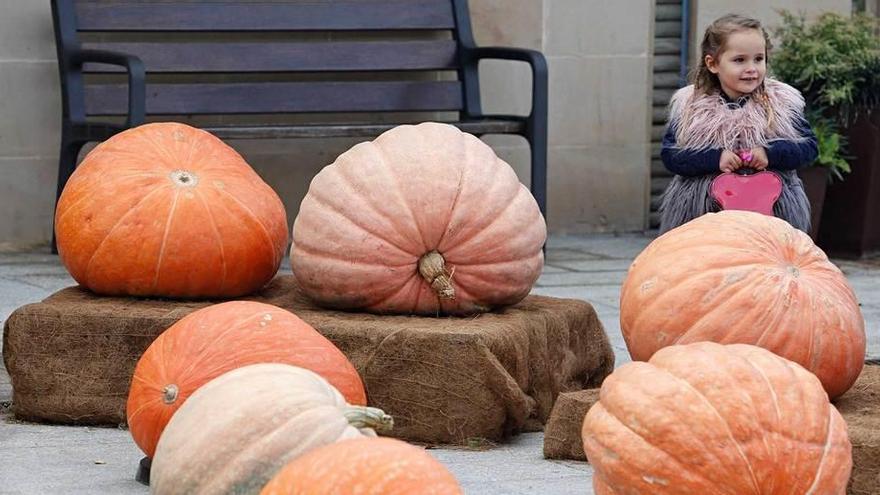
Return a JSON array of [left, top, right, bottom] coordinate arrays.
[[126, 301, 366, 458], [290, 122, 546, 315], [260, 437, 462, 495], [55, 122, 288, 298], [582, 342, 852, 494], [620, 210, 865, 399]]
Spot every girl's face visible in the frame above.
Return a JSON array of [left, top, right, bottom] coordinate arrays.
[[705, 29, 767, 99]]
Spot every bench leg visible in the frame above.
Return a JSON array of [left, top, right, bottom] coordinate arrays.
[[530, 136, 548, 255], [529, 131, 547, 220], [475, 130, 546, 219], [51, 139, 86, 254]]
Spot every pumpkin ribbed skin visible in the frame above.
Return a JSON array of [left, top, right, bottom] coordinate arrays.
[[291, 122, 546, 315], [150, 364, 392, 495], [620, 210, 865, 399], [582, 342, 852, 494], [260, 437, 462, 495], [55, 122, 288, 298], [126, 301, 366, 458]]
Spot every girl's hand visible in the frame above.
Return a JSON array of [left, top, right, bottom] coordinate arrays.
[[748, 147, 769, 170], [719, 150, 743, 173]]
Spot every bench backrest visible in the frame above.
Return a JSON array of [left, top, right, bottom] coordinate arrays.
[[52, 0, 479, 120]]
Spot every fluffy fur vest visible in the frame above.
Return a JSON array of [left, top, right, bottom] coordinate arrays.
[[659, 78, 811, 233]]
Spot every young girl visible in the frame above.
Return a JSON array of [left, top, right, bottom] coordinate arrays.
[[659, 14, 818, 233]]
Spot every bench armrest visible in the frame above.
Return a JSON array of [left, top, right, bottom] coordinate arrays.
[[462, 47, 548, 123], [468, 47, 547, 69], [71, 49, 146, 127]]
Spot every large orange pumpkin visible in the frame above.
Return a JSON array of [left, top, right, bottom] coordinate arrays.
[[126, 301, 366, 458], [620, 210, 865, 399], [582, 342, 852, 494], [290, 122, 546, 315], [55, 122, 288, 298], [260, 437, 462, 495]]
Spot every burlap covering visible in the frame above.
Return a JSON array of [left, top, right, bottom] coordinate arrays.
[[837, 363, 880, 495], [2, 275, 613, 445], [542, 388, 599, 461], [541, 364, 880, 495]]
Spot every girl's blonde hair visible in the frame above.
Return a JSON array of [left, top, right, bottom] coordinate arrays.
[[684, 14, 776, 131]]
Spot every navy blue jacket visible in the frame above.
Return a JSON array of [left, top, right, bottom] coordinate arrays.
[[661, 98, 819, 177]]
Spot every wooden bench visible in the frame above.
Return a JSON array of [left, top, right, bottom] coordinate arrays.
[[50, 0, 549, 249]]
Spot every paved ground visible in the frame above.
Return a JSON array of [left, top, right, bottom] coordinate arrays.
[[1, 233, 877, 494]]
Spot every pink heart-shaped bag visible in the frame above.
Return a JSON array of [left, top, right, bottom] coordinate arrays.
[[710, 170, 782, 215]]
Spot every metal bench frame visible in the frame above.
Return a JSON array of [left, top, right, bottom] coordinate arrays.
[[51, 0, 548, 251]]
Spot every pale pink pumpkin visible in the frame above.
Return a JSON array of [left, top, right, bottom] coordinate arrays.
[[583, 342, 853, 494], [150, 364, 392, 495], [290, 122, 546, 315], [620, 210, 865, 399]]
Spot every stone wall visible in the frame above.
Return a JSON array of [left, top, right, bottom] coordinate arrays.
[[2, 1, 849, 247]]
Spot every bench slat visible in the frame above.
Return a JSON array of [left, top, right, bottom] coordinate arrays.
[[85, 81, 464, 115], [75, 0, 455, 31], [202, 120, 526, 139], [81, 41, 458, 73]]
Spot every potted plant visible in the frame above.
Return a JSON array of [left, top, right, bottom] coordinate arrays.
[[772, 11, 880, 254], [797, 113, 851, 240]]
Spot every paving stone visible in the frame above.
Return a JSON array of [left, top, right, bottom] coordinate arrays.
[[535, 270, 626, 288], [544, 259, 634, 273], [1, 234, 878, 495]]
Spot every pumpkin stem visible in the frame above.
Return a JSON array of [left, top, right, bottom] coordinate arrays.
[[169, 170, 199, 187], [162, 384, 179, 404], [343, 405, 394, 433], [418, 250, 455, 299]]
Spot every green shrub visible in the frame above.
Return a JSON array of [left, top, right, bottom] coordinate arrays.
[[773, 11, 880, 120], [772, 11, 879, 180]]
